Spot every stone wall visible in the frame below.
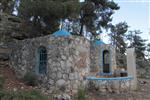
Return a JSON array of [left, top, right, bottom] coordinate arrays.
[[10, 35, 90, 93], [88, 79, 131, 93], [10, 36, 50, 76], [0, 41, 15, 67], [90, 44, 116, 76]]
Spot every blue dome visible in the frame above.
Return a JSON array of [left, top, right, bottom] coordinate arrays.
[[95, 39, 105, 45], [53, 29, 71, 36]]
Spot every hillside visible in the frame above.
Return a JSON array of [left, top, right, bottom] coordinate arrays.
[[0, 60, 150, 100]]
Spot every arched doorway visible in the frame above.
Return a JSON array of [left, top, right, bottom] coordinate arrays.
[[37, 46, 47, 74], [103, 50, 110, 73]]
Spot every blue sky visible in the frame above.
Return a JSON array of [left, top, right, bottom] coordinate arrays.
[[112, 0, 150, 43]]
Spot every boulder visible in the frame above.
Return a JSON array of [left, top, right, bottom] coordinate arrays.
[[56, 79, 66, 87]]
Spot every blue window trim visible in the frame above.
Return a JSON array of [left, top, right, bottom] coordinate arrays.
[[100, 49, 112, 76]]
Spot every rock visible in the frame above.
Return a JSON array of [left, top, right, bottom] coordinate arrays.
[[51, 73, 57, 80], [63, 74, 68, 80], [48, 59, 52, 64], [0, 53, 9, 61], [53, 67, 57, 72], [48, 79, 54, 85], [66, 67, 70, 73], [57, 72, 62, 79], [69, 73, 74, 80], [21, 86, 24, 90], [56, 79, 66, 87], [54, 94, 71, 100], [0, 13, 21, 32], [68, 57, 73, 62], [13, 88, 17, 92], [66, 60, 72, 68], [60, 61, 66, 70], [62, 93, 71, 100], [74, 72, 79, 80], [11, 32, 26, 39], [61, 55, 67, 60], [139, 80, 148, 85]]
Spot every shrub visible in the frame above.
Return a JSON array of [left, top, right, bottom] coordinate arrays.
[[0, 75, 5, 89], [74, 86, 88, 100], [0, 90, 48, 100], [0, 90, 6, 99], [23, 72, 38, 86]]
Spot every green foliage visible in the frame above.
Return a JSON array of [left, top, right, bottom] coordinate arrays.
[[17, 0, 120, 37], [146, 43, 150, 59], [0, 75, 5, 89], [147, 43, 150, 52], [0, 0, 15, 14], [74, 86, 88, 100], [18, 0, 80, 35], [0, 90, 48, 100], [23, 72, 38, 86], [110, 22, 128, 54], [136, 58, 149, 68], [127, 30, 147, 58], [80, 0, 120, 36]]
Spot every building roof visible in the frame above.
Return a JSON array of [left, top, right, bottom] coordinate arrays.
[[95, 39, 105, 45], [53, 29, 71, 36]]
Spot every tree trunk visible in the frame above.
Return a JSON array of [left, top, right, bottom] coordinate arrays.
[[80, 23, 83, 36]]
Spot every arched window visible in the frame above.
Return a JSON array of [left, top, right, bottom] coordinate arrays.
[[103, 50, 110, 73], [37, 46, 47, 74]]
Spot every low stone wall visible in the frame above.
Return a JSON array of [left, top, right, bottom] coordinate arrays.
[[10, 35, 90, 94], [88, 79, 131, 93]]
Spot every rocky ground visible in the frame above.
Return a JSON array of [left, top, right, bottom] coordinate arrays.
[[0, 65, 34, 91], [1, 65, 150, 100]]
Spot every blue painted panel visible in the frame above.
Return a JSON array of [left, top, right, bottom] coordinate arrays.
[[95, 39, 105, 45], [53, 29, 71, 36], [86, 76, 133, 81]]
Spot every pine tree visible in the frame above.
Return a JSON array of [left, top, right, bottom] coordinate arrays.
[[0, 0, 15, 14], [18, 0, 80, 35], [146, 43, 150, 59], [127, 30, 147, 58], [79, 0, 120, 36], [110, 22, 128, 54], [17, 0, 120, 37]]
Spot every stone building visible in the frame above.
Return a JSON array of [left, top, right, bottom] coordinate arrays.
[[10, 29, 91, 93], [10, 29, 135, 94], [90, 40, 116, 77]]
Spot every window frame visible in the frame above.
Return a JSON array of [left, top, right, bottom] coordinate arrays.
[[36, 46, 47, 75]]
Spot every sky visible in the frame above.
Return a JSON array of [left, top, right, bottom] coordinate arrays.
[[80, 0, 150, 43], [112, 0, 150, 43]]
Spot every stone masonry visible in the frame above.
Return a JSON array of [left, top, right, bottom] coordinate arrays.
[[10, 35, 90, 93], [9, 34, 133, 95], [90, 43, 116, 76]]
